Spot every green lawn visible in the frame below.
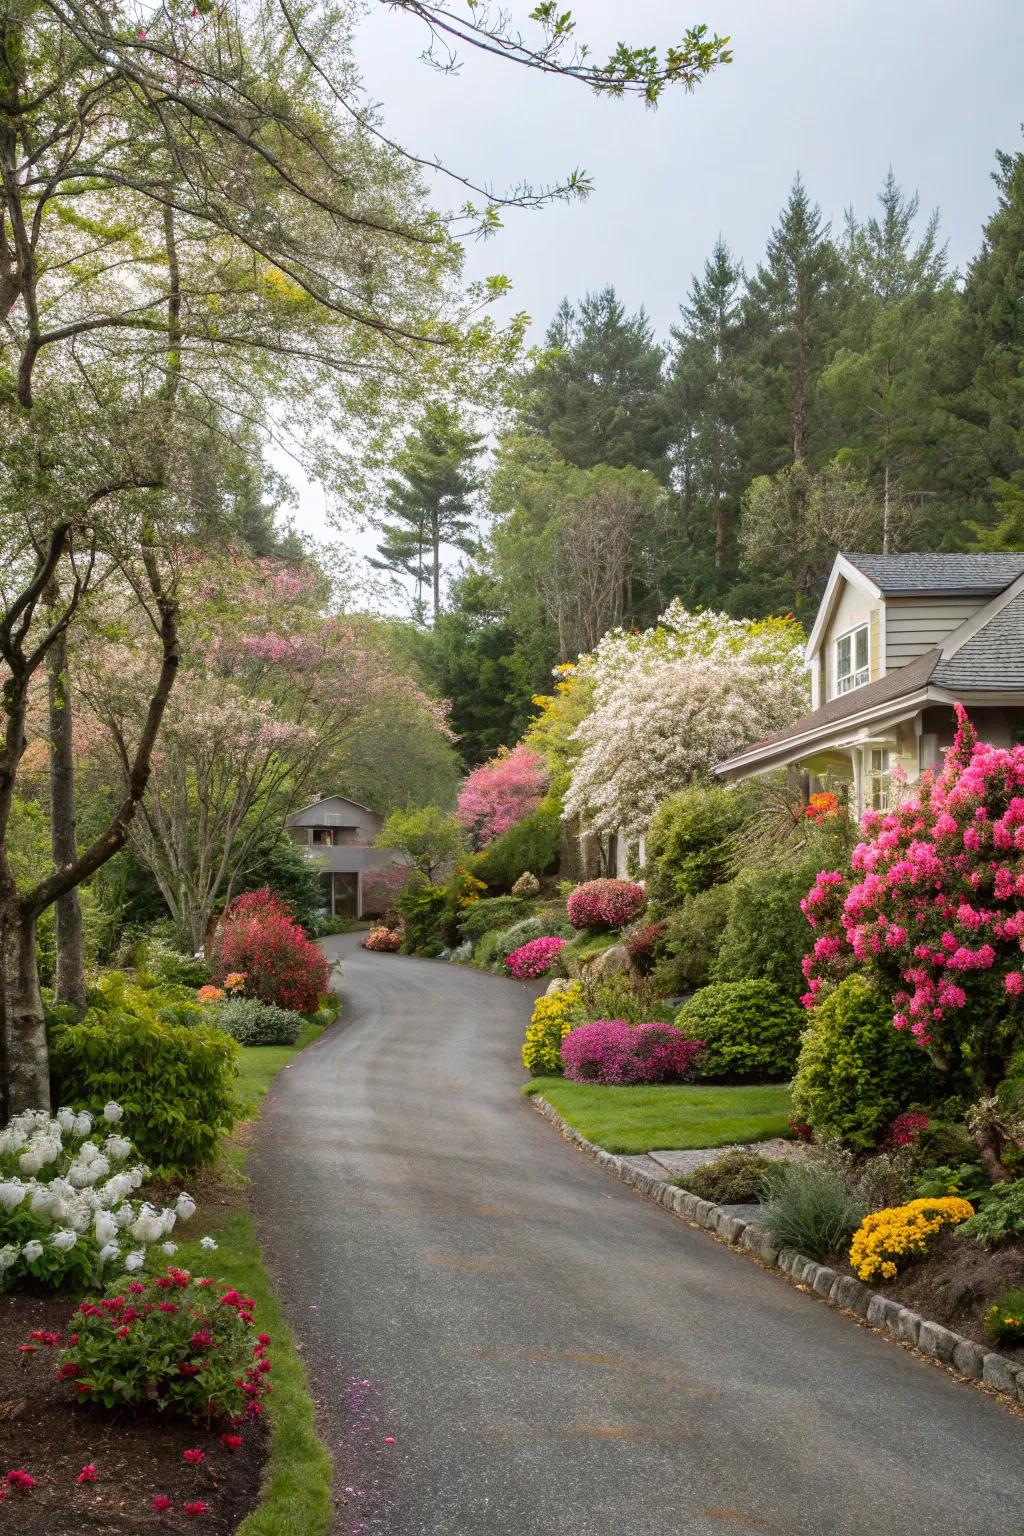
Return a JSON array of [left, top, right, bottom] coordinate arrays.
[[523, 1077, 792, 1154], [234, 1020, 327, 1118]]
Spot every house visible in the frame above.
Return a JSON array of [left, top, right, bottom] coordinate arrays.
[[716, 551, 1024, 812], [284, 795, 403, 918]]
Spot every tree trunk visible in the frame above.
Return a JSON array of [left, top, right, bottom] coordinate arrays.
[[47, 627, 86, 1011], [975, 1120, 1013, 1184], [0, 893, 49, 1116], [882, 451, 892, 555], [431, 510, 441, 621]]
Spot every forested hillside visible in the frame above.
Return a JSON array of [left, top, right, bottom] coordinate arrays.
[[384, 154, 1024, 762]]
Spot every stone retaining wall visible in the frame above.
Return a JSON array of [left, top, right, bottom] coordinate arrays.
[[530, 1094, 1024, 1410]]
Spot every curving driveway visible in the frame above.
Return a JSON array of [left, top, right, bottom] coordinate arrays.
[[250, 935, 1024, 1536]]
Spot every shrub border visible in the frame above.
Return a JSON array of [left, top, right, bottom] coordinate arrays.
[[530, 1094, 1024, 1413]]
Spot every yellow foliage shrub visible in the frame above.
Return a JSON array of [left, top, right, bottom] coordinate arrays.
[[521, 984, 583, 1075], [849, 1197, 975, 1283]]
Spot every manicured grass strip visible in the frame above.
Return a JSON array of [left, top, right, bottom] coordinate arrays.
[[177, 1212, 333, 1536], [234, 1021, 326, 1118], [523, 1077, 793, 1154]]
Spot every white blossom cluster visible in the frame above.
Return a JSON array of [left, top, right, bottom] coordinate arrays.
[[563, 601, 809, 837], [0, 1102, 202, 1286]]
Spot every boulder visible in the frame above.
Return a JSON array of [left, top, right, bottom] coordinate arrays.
[[585, 943, 635, 977]]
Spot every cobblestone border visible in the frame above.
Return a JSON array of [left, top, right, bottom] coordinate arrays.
[[530, 1093, 1024, 1410]]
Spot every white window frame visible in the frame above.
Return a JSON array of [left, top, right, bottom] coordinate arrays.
[[835, 623, 870, 695], [868, 747, 891, 812]]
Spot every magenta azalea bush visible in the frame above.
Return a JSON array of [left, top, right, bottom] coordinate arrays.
[[566, 879, 646, 930], [504, 936, 566, 979], [456, 744, 549, 848], [561, 1019, 704, 1085], [800, 707, 1024, 1172]]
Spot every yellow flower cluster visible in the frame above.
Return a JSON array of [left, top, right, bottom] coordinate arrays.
[[521, 984, 583, 1075], [850, 1197, 975, 1283]]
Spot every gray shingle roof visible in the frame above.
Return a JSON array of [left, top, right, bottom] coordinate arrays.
[[933, 591, 1024, 690], [844, 551, 1024, 596]]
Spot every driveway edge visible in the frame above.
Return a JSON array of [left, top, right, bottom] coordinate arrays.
[[530, 1092, 1024, 1412]]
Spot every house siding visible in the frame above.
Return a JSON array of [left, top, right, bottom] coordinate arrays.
[[885, 597, 981, 670]]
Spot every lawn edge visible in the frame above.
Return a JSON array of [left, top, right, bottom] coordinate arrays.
[[226, 1009, 339, 1534], [529, 1092, 1024, 1416]]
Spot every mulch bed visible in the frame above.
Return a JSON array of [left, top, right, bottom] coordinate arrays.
[[836, 1230, 1024, 1359], [0, 1293, 267, 1534]]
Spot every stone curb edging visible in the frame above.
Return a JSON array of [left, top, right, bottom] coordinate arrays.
[[529, 1093, 1024, 1411]]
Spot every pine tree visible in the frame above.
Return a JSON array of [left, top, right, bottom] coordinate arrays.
[[667, 238, 749, 568], [371, 404, 484, 620], [949, 142, 1024, 535], [821, 171, 955, 550], [744, 175, 844, 467], [526, 286, 671, 477]]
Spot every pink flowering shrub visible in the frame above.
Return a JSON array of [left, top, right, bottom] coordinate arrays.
[[504, 936, 566, 979], [362, 926, 402, 953], [561, 1019, 704, 1085], [213, 887, 329, 1012], [800, 707, 1024, 1173], [886, 1111, 930, 1149], [566, 879, 647, 931], [456, 745, 549, 847]]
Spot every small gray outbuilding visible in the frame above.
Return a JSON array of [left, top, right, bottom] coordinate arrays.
[[284, 794, 404, 918]]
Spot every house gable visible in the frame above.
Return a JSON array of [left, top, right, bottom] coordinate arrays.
[[285, 795, 382, 835]]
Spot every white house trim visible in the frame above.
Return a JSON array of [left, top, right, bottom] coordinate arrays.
[[804, 553, 882, 662]]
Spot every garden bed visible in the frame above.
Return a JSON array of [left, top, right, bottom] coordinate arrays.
[[522, 1078, 792, 1154], [840, 1230, 1024, 1360], [0, 1293, 267, 1534]]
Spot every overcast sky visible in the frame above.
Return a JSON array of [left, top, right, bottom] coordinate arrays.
[[287, 0, 1024, 560]]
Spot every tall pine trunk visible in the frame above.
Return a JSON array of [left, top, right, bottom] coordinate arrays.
[[47, 626, 86, 1011]]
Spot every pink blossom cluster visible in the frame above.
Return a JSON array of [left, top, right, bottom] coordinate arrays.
[[566, 879, 646, 930], [362, 927, 402, 953], [456, 745, 549, 847], [561, 1019, 704, 1085], [503, 936, 566, 978], [800, 706, 1024, 1063]]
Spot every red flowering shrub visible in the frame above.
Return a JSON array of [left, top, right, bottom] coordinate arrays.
[[561, 1019, 704, 1085], [566, 879, 647, 931], [625, 921, 664, 974], [886, 1111, 930, 1148], [58, 1269, 271, 1423], [213, 887, 328, 1012]]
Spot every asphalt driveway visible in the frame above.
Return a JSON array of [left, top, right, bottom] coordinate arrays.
[[250, 935, 1024, 1536]]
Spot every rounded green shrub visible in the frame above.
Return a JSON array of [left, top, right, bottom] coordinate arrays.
[[644, 785, 744, 912], [677, 979, 804, 1081], [674, 1149, 776, 1204], [711, 856, 821, 999], [471, 804, 561, 891], [50, 990, 238, 1173], [651, 884, 735, 994], [214, 996, 303, 1046], [457, 895, 532, 945], [791, 974, 943, 1150]]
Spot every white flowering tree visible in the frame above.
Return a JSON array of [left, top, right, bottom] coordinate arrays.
[[562, 601, 808, 840]]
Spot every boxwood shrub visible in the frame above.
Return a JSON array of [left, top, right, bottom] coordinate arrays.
[[710, 856, 822, 999], [644, 785, 744, 911], [676, 979, 804, 1081], [50, 1007, 238, 1173], [214, 996, 304, 1046], [791, 973, 942, 1150], [457, 895, 532, 945], [652, 884, 735, 995]]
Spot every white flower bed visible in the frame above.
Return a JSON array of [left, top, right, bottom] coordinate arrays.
[[0, 1102, 206, 1290]]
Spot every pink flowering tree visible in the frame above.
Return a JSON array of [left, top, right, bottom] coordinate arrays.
[[801, 706, 1024, 1181], [456, 744, 549, 848], [80, 556, 454, 951]]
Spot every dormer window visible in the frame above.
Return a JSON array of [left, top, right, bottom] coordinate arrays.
[[836, 624, 869, 695]]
